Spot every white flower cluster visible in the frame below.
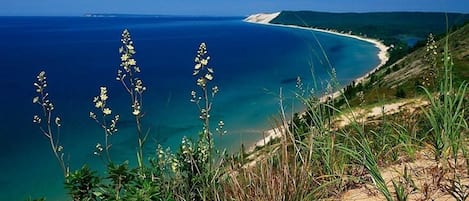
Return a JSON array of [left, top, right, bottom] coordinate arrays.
[[90, 87, 119, 135], [193, 43, 214, 88], [180, 137, 195, 164], [295, 76, 305, 98], [425, 33, 438, 56], [32, 71, 61, 131], [118, 29, 138, 74], [132, 101, 141, 116], [116, 29, 146, 118], [156, 144, 174, 172], [197, 136, 210, 165], [171, 157, 180, 174], [94, 143, 104, 156], [33, 71, 54, 112], [93, 87, 112, 115], [422, 33, 440, 87], [216, 120, 227, 136]]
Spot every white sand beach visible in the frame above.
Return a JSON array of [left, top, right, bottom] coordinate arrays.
[[244, 12, 390, 151]]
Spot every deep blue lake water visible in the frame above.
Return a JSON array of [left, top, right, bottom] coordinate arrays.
[[0, 16, 379, 200]]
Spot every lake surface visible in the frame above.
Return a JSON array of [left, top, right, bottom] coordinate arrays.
[[0, 16, 379, 200]]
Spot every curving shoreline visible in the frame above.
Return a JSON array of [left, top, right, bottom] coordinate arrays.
[[244, 12, 390, 152]]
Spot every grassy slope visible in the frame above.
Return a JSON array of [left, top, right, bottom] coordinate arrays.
[[337, 24, 469, 201], [383, 22, 469, 83], [233, 12, 469, 201], [361, 22, 469, 103], [217, 13, 469, 201]]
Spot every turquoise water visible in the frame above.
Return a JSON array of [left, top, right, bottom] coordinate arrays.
[[0, 16, 379, 200]]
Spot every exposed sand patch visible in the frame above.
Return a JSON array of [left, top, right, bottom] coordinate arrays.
[[341, 150, 469, 201], [243, 12, 280, 24], [333, 98, 428, 129]]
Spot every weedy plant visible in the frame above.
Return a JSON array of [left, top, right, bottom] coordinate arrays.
[[116, 29, 148, 168], [33, 29, 226, 201], [420, 30, 469, 201], [171, 42, 227, 201], [64, 29, 158, 201], [421, 34, 468, 163], [89, 86, 119, 163]]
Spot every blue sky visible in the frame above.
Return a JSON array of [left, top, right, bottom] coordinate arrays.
[[2, 0, 469, 16]]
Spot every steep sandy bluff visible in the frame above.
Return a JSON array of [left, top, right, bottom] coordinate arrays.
[[244, 12, 280, 24]]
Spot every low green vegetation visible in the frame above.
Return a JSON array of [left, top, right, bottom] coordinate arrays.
[[325, 21, 469, 109], [30, 19, 469, 201]]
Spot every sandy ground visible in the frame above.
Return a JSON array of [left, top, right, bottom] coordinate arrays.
[[341, 149, 469, 201], [243, 12, 281, 24], [333, 98, 429, 129], [244, 12, 390, 151]]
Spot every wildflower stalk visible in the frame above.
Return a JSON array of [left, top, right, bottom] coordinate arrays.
[[421, 31, 468, 162], [90, 87, 119, 163], [33, 71, 68, 177], [191, 42, 218, 168], [116, 29, 147, 169]]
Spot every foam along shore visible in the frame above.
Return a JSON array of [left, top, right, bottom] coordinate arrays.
[[244, 12, 390, 152]]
